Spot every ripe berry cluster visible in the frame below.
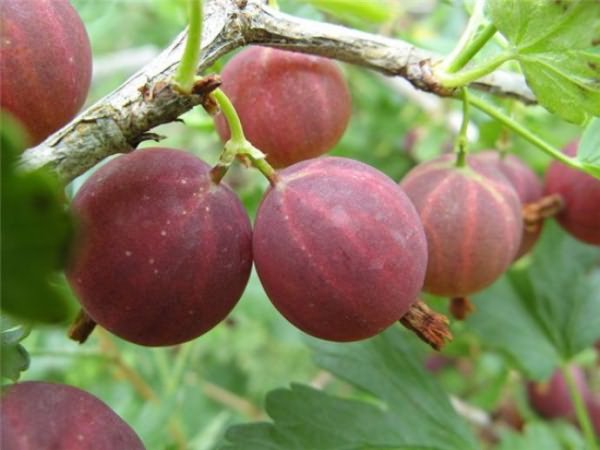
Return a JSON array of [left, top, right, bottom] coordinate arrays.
[[1, 0, 598, 347], [64, 46, 600, 348], [3, 2, 599, 449]]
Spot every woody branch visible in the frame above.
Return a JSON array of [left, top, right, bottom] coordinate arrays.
[[19, 0, 533, 183]]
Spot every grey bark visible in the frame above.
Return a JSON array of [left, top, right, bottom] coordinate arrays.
[[19, 0, 534, 183]]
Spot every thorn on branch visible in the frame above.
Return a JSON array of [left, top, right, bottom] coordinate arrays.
[[139, 80, 169, 101], [131, 132, 165, 148], [399, 299, 453, 351]]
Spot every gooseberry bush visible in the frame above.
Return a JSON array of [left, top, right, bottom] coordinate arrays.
[[1, 1, 600, 449]]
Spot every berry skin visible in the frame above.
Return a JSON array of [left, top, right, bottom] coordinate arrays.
[[67, 148, 253, 346], [215, 46, 351, 168], [0, 0, 92, 145], [253, 157, 428, 341], [544, 140, 600, 246], [0, 381, 145, 450], [400, 155, 522, 297], [527, 366, 589, 420], [473, 151, 543, 259]]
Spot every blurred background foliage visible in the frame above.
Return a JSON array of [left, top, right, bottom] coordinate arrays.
[[2, 1, 597, 449]]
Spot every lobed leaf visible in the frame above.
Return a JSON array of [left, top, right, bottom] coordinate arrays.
[[496, 422, 586, 450], [578, 117, 600, 166], [221, 328, 478, 450], [487, 0, 600, 124], [527, 222, 600, 357], [467, 221, 600, 380], [0, 316, 30, 381]]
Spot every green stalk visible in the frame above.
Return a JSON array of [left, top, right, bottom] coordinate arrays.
[[446, 23, 498, 73], [442, 0, 486, 72], [561, 365, 599, 450], [455, 88, 470, 167], [446, 22, 498, 75], [468, 95, 591, 174], [438, 51, 513, 88], [153, 349, 172, 388], [166, 342, 195, 395], [211, 89, 245, 144], [210, 89, 278, 185], [174, 0, 203, 94], [250, 156, 279, 185]]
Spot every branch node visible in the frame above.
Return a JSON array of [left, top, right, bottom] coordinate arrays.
[[191, 74, 222, 96], [417, 59, 456, 97]]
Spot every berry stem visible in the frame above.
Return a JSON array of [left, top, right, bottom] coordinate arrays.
[[561, 365, 599, 450], [449, 297, 475, 320], [165, 341, 195, 395], [454, 88, 470, 168], [522, 194, 564, 232], [210, 88, 279, 185], [438, 51, 513, 88], [68, 309, 97, 344], [211, 88, 245, 144], [96, 329, 189, 447], [174, 0, 203, 94], [468, 95, 597, 177]]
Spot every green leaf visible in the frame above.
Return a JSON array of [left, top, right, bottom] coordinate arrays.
[[466, 221, 600, 379], [487, 0, 600, 124], [466, 272, 561, 379], [0, 113, 76, 323], [304, 0, 393, 24], [0, 316, 30, 381], [496, 422, 586, 450], [527, 222, 600, 357], [222, 328, 478, 450], [578, 117, 600, 166], [581, 162, 600, 179]]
